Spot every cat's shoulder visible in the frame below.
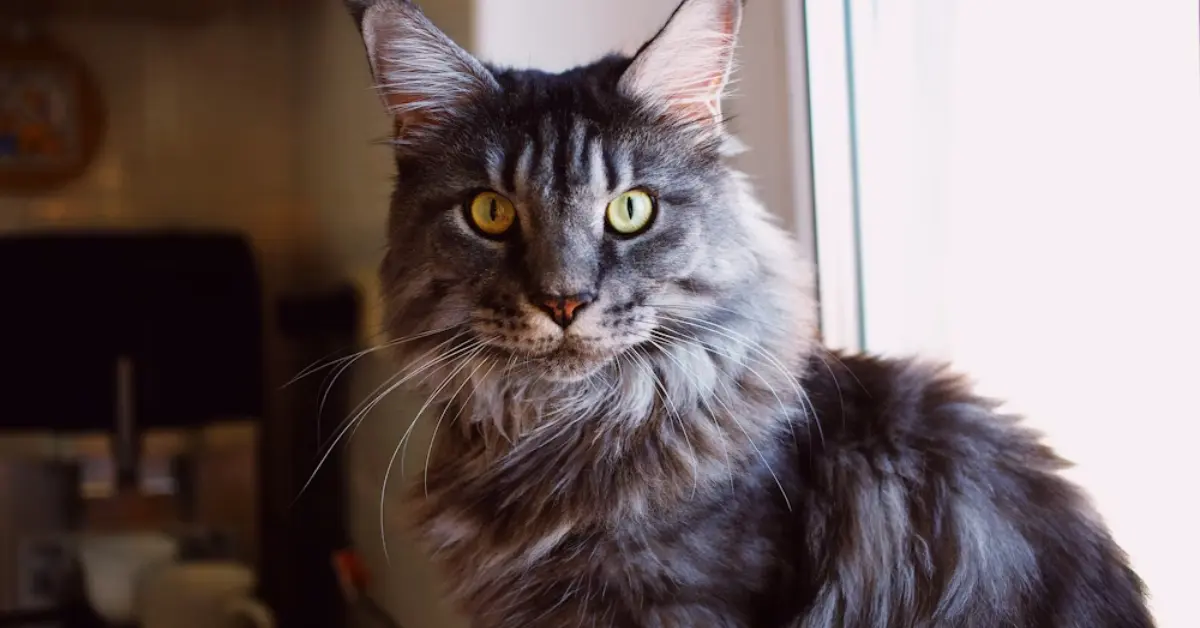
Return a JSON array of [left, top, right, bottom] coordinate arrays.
[[798, 350, 1061, 474]]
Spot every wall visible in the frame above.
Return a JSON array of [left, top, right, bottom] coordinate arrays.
[[0, 10, 317, 280]]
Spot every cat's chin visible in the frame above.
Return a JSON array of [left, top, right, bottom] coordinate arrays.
[[536, 356, 608, 383], [524, 344, 618, 383]]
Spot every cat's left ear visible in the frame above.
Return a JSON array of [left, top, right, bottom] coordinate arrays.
[[345, 0, 499, 139], [619, 0, 743, 130]]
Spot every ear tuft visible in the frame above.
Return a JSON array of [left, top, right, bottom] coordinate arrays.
[[619, 0, 743, 130], [346, 0, 497, 139]]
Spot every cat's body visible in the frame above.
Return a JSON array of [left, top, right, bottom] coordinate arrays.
[[343, 0, 1154, 625], [417, 351, 1151, 627]]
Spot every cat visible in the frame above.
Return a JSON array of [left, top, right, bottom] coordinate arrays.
[[342, 0, 1155, 626]]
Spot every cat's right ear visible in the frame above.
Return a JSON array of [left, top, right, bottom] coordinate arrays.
[[619, 0, 743, 132], [345, 0, 498, 138]]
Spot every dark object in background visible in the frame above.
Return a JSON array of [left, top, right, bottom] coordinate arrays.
[[0, 231, 264, 431], [0, 230, 263, 501], [0, 573, 106, 628], [262, 285, 359, 628]]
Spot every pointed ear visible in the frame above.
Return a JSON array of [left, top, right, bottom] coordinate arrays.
[[618, 0, 743, 130], [345, 0, 498, 138]]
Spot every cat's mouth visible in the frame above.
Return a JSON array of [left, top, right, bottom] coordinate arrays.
[[473, 325, 627, 383]]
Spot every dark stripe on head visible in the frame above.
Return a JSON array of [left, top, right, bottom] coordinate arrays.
[[527, 125, 545, 192], [602, 141, 620, 193], [582, 123, 601, 189], [552, 113, 573, 197], [500, 139, 520, 193]]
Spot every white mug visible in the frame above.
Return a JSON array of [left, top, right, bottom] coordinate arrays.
[[76, 532, 178, 624], [138, 561, 274, 628]]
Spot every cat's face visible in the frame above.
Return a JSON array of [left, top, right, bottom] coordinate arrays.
[[354, 0, 769, 382], [380, 65, 756, 381]]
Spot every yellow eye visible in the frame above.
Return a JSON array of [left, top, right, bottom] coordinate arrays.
[[468, 191, 517, 237], [606, 189, 656, 235]]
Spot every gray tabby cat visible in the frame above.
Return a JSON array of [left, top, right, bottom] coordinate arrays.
[[343, 0, 1154, 626]]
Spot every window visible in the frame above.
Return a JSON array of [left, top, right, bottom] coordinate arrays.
[[806, 1, 1200, 624]]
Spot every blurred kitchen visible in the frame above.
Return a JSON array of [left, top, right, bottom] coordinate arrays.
[[0, 0, 393, 626]]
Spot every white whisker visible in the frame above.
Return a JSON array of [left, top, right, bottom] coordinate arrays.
[[426, 357, 498, 496], [650, 326, 792, 511], [381, 341, 486, 561], [631, 346, 699, 498], [660, 313, 824, 448], [648, 332, 736, 494], [293, 331, 470, 506]]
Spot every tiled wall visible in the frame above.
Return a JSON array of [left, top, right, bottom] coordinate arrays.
[[0, 10, 318, 279]]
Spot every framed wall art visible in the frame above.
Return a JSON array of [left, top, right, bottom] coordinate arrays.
[[0, 19, 105, 194]]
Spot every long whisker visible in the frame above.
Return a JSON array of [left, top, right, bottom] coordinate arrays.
[[660, 314, 824, 447], [662, 304, 862, 389], [291, 324, 460, 446], [672, 301, 868, 391], [660, 314, 801, 392], [657, 303, 850, 445], [426, 357, 497, 496], [630, 346, 699, 497], [286, 324, 456, 387], [660, 317, 794, 423], [319, 331, 469, 455], [647, 332, 736, 494], [643, 337, 721, 496], [381, 341, 486, 561], [293, 331, 470, 506], [658, 300, 856, 398], [651, 327, 791, 511], [401, 345, 488, 476], [655, 322, 804, 453]]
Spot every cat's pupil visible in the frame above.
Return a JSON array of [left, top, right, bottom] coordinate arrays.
[[489, 198, 498, 222], [626, 197, 635, 221]]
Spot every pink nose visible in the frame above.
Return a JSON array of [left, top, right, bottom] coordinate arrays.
[[535, 293, 595, 328]]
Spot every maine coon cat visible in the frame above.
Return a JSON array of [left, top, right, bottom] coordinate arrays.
[[342, 0, 1154, 625]]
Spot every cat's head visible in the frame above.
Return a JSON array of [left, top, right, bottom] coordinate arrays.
[[349, 0, 811, 387]]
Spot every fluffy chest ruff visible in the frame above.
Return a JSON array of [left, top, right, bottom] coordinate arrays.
[[410, 338, 809, 627]]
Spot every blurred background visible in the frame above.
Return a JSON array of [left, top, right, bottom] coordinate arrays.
[[0, 1, 1195, 627]]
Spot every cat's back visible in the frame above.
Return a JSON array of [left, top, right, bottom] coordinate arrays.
[[787, 351, 1153, 627], [799, 351, 1058, 479]]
